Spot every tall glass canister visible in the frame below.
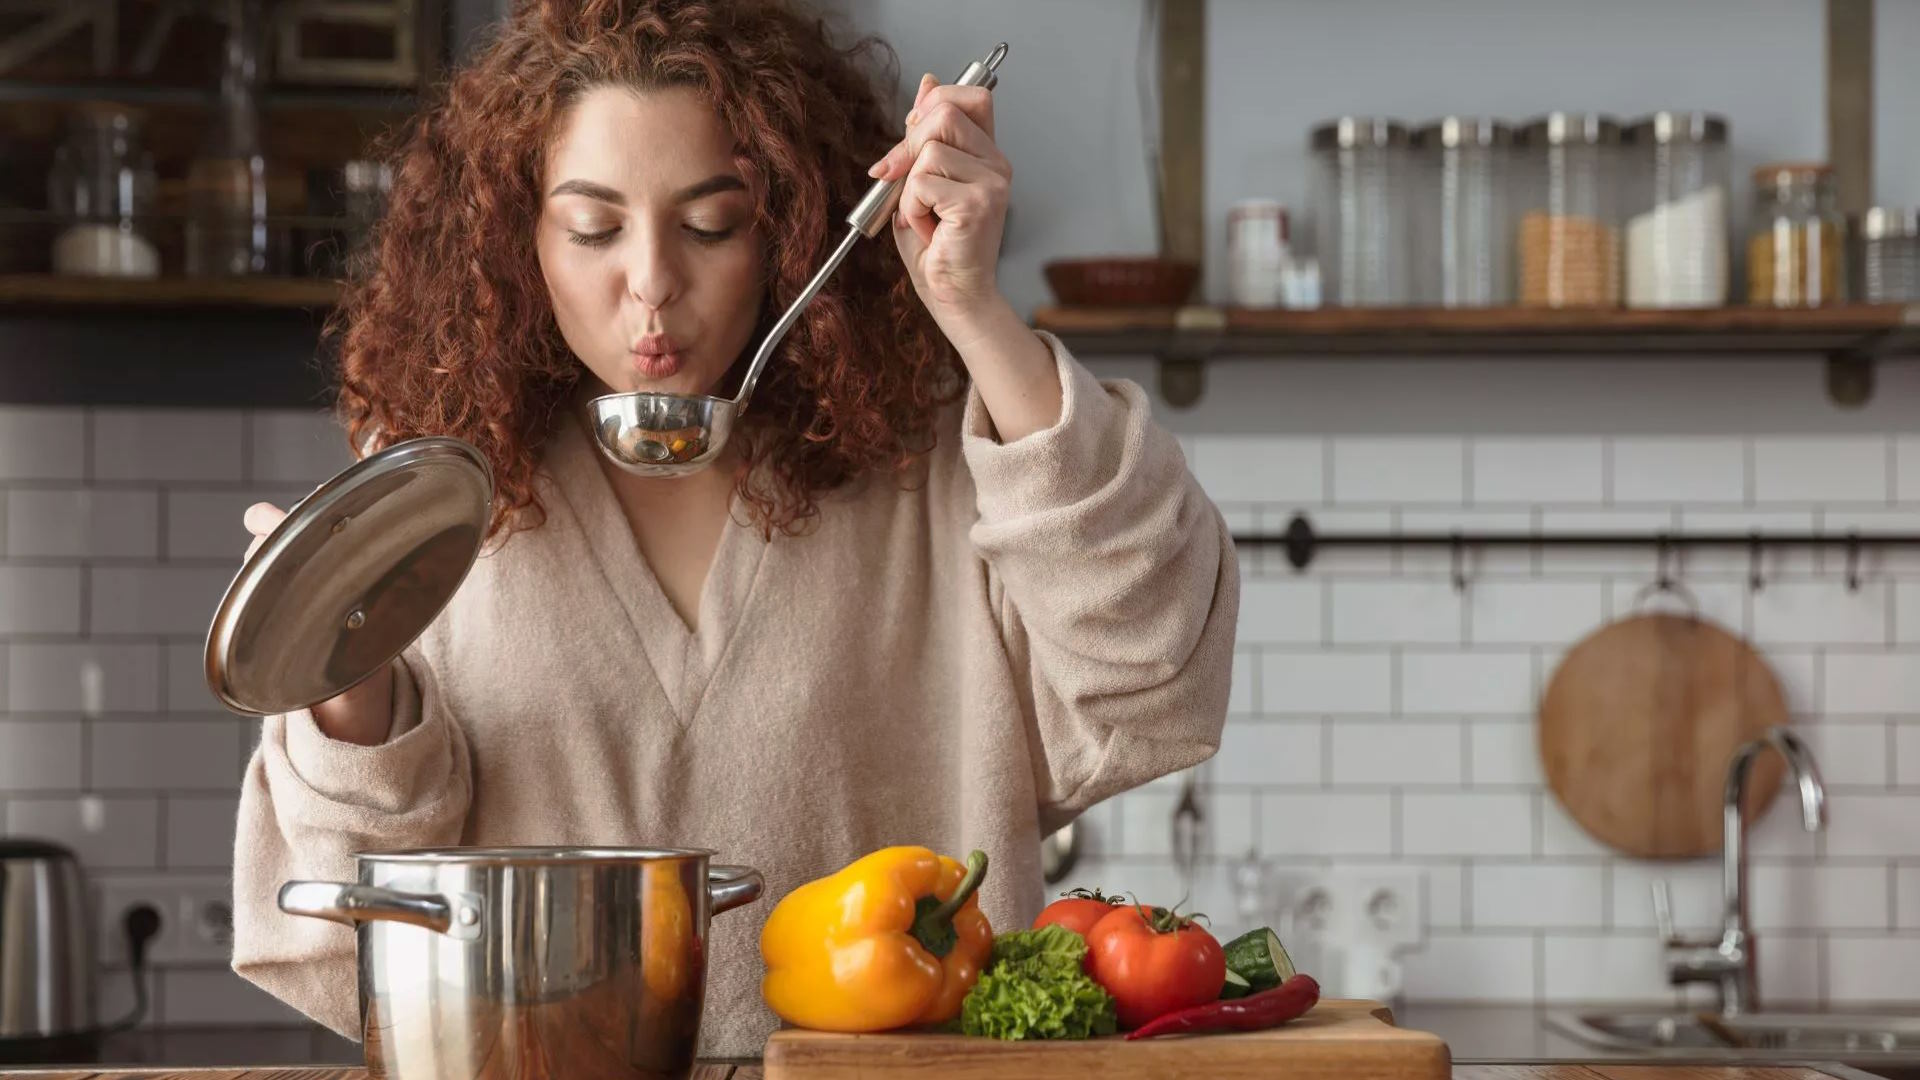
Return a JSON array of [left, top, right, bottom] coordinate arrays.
[[1411, 117, 1513, 307], [1309, 117, 1411, 307], [1516, 112, 1624, 308], [1623, 111, 1730, 308]]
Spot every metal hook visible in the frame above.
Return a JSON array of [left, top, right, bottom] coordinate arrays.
[[1450, 532, 1466, 593], [1655, 535, 1674, 592], [1748, 532, 1765, 594], [1845, 532, 1862, 593]]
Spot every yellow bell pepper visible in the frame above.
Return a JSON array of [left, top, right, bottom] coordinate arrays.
[[760, 846, 992, 1032]]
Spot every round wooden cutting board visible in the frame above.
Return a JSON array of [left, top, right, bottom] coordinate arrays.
[[1539, 608, 1788, 858]]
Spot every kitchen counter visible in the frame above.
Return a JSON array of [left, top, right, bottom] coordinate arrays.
[[0, 1063, 1897, 1079]]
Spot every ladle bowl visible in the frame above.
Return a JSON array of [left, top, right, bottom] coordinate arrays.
[[586, 41, 1007, 479]]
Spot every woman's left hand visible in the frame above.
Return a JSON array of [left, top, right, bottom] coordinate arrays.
[[868, 72, 1012, 329]]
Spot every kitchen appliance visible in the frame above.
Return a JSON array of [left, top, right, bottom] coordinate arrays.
[[278, 847, 762, 1080], [763, 998, 1450, 1080], [0, 839, 158, 1064], [585, 41, 1008, 480], [1538, 580, 1789, 858]]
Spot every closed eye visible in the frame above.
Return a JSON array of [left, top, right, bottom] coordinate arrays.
[[568, 228, 620, 248]]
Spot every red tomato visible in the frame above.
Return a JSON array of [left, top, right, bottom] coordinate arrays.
[[1032, 889, 1124, 938], [1085, 903, 1226, 1030]]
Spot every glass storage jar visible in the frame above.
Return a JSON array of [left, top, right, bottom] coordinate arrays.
[[1411, 117, 1513, 307], [1309, 116, 1411, 307], [1851, 207, 1919, 303], [1516, 112, 1624, 308], [1747, 163, 1845, 306], [1623, 111, 1730, 308], [45, 104, 160, 278]]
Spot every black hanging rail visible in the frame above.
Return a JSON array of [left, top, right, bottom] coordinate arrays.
[[1233, 512, 1920, 592]]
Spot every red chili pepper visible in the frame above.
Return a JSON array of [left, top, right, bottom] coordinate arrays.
[[1123, 972, 1320, 1040]]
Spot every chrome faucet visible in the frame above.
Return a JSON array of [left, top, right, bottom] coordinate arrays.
[[1654, 725, 1825, 1017]]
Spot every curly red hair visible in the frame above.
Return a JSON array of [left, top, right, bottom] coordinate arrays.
[[328, 0, 962, 538]]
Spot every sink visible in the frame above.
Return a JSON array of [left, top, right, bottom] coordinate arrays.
[[1546, 1008, 1920, 1070]]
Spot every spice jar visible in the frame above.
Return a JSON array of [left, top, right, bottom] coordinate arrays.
[[1623, 111, 1730, 308], [1309, 117, 1412, 307], [1516, 112, 1624, 308], [1227, 199, 1288, 308], [1747, 163, 1845, 306], [1850, 207, 1920, 303], [1410, 117, 1513, 307], [46, 104, 160, 278]]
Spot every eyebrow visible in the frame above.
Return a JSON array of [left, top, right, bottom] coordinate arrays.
[[546, 174, 747, 205]]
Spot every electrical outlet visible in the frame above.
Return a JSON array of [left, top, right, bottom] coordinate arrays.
[[1331, 867, 1423, 950], [95, 875, 234, 967]]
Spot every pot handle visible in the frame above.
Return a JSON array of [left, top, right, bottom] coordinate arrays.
[[708, 865, 763, 916], [278, 881, 486, 942]]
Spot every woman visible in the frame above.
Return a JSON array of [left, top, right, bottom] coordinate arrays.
[[231, 0, 1237, 1058]]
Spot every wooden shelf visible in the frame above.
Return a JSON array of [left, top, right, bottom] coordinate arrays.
[[0, 274, 343, 311], [1031, 303, 1920, 359]]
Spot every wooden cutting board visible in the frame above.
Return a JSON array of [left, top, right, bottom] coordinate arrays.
[[1539, 610, 1788, 858], [762, 998, 1450, 1080]]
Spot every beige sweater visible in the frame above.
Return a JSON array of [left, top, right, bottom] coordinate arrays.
[[230, 332, 1239, 1057]]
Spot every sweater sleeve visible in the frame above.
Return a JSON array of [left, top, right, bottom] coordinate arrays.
[[961, 330, 1239, 831], [229, 652, 472, 1041]]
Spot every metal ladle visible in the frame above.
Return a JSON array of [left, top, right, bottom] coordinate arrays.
[[586, 42, 1010, 478]]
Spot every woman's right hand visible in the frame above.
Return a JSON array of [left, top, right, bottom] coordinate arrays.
[[244, 503, 396, 747]]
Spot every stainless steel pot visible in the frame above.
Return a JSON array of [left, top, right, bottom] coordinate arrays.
[[279, 846, 763, 1080]]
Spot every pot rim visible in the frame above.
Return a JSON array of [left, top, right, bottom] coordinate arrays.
[[352, 845, 719, 865]]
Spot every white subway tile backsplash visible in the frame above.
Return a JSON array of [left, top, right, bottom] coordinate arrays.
[[1292, 509, 1395, 573], [1794, 722, 1891, 787], [0, 407, 86, 480], [1539, 795, 1613, 859], [93, 410, 244, 483], [1400, 932, 1535, 1002], [1401, 792, 1533, 856], [164, 795, 238, 869], [165, 641, 219, 714], [1828, 936, 1920, 1003], [1471, 864, 1604, 928], [1331, 439, 1464, 505], [90, 567, 235, 636], [1258, 792, 1393, 857], [1469, 582, 1606, 646], [1753, 437, 1890, 504], [1752, 581, 1891, 646], [1239, 579, 1323, 644], [1898, 866, 1920, 929], [1819, 509, 1920, 576], [1261, 652, 1392, 716], [1764, 650, 1819, 718], [1537, 509, 1676, 574], [1897, 583, 1920, 645], [1898, 724, 1920, 786], [7, 489, 159, 559], [250, 411, 353, 486], [1399, 651, 1534, 716], [1825, 794, 1920, 857], [1898, 437, 1920, 503], [1397, 510, 1534, 576], [166, 489, 301, 561], [163, 970, 308, 1025], [1611, 860, 1722, 934], [1330, 581, 1462, 645], [1116, 787, 1253, 860], [1745, 786, 1825, 857], [1214, 721, 1320, 785], [1468, 720, 1542, 786], [1189, 437, 1324, 504], [1677, 510, 1818, 575], [9, 643, 159, 713], [1756, 933, 1823, 1006], [1228, 651, 1254, 715], [1330, 722, 1462, 786], [0, 720, 83, 791], [1750, 863, 1889, 930], [1471, 439, 1604, 505], [6, 796, 159, 868], [1822, 652, 1920, 715], [1612, 438, 1747, 504], [0, 566, 82, 634], [1542, 933, 1672, 1003], [91, 719, 242, 791]]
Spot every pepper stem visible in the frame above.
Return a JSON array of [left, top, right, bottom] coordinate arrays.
[[911, 849, 990, 958]]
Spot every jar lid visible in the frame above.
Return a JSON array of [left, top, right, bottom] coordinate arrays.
[[1624, 111, 1729, 145], [204, 436, 493, 717], [1858, 207, 1920, 240], [1752, 161, 1832, 186], [1310, 117, 1409, 150], [1519, 112, 1622, 147], [1411, 117, 1513, 149], [1228, 198, 1285, 218]]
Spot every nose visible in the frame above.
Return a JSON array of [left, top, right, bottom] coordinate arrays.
[[624, 223, 683, 311]]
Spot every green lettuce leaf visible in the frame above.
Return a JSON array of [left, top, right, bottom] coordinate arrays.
[[958, 925, 1118, 1041]]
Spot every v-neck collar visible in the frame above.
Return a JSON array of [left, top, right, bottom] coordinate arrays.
[[543, 415, 770, 724]]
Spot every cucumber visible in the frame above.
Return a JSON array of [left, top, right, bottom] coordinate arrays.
[[1219, 967, 1252, 1000], [1222, 928, 1295, 992]]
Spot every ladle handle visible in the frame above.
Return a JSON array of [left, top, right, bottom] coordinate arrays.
[[846, 43, 1009, 240]]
